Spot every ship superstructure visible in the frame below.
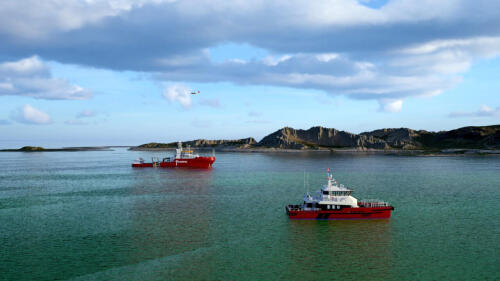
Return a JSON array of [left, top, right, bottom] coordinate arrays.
[[286, 170, 394, 219]]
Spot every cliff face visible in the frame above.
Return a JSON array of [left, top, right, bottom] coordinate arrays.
[[360, 128, 427, 149], [258, 125, 500, 150], [257, 126, 388, 149]]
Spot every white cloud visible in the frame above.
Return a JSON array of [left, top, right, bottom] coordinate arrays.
[[316, 53, 339, 62], [11, 104, 52, 124], [76, 110, 96, 118], [162, 84, 192, 109], [262, 55, 292, 66], [449, 105, 500, 118], [378, 99, 403, 113], [0, 55, 48, 76], [156, 51, 465, 104], [0, 56, 92, 100], [478, 105, 497, 116]]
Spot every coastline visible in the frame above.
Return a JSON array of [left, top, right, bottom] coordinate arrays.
[[0, 146, 121, 152], [1, 145, 498, 156], [129, 146, 500, 155]]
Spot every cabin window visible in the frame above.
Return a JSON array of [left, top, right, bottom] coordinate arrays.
[[323, 191, 328, 195]]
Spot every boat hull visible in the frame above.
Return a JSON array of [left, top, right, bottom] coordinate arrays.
[[286, 205, 394, 220], [132, 156, 215, 169]]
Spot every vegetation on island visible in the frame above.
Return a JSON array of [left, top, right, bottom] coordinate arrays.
[[19, 146, 45, 151], [131, 125, 500, 153]]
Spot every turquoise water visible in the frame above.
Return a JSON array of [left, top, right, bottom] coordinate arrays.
[[0, 149, 499, 280]]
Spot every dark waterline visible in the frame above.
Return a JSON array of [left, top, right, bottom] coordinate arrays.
[[0, 149, 499, 280]]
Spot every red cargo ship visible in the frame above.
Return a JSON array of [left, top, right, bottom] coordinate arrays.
[[286, 169, 394, 220], [132, 142, 215, 168]]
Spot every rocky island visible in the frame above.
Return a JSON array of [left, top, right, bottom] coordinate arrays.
[[0, 146, 114, 152], [131, 125, 499, 155]]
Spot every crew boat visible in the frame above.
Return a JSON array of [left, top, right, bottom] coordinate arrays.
[[286, 169, 394, 219], [132, 142, 215, 168]]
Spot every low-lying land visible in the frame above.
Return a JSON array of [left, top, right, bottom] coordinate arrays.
[[0, 146, 114, 152]]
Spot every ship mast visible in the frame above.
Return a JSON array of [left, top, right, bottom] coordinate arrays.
[[176, 141, 182, 159]]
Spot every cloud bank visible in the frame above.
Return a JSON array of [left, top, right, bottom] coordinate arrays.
[[1, 0, 500, 110], [0, 56, 91, 100]]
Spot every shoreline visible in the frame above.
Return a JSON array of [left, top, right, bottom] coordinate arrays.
[[0, 146, 124, 152], [1, 146, 498, 156], [129, 146, 500, 155]]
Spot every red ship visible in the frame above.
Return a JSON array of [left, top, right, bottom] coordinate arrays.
[[286, 169, 394, 220], [132, 142, 215, 168]]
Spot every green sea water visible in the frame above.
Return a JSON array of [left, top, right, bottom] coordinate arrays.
[[0, 149, 499, 280]]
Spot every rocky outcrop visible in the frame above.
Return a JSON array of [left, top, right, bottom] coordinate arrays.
[[131, 125, 499, 151], [258, 125, 500, 150], [360, 128, 427, 149], [184, 138, 257, 147], [134, 137, 257, 149], [257, 126, 388, 149]]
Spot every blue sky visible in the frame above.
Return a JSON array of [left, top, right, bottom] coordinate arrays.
[[0, 0, 499, 148]]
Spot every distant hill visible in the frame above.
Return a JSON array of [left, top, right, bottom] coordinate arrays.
[[132, 138, 257, 150], [258, 125, 499, 150], [130, 125, 499, 152], [257, 126, 388, 149]]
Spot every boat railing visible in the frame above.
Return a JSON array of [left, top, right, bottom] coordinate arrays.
[[358, 200, 390, 207]]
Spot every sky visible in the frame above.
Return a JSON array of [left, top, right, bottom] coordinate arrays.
[[0, 0, 499, 148]]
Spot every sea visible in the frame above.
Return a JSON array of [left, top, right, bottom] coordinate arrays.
[[0, 148, 498, 280]]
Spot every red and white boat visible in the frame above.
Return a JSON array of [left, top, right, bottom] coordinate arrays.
[[286, 170, 394, 219], [132, 142, 215, 168]]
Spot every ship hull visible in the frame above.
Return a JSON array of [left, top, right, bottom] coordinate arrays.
[[132, 156, 215, 169], [286, 205, 394, 220]]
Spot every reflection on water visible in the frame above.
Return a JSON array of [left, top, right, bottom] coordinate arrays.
[[285, 220, 392, 279], [128, 168, 215, 269]]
